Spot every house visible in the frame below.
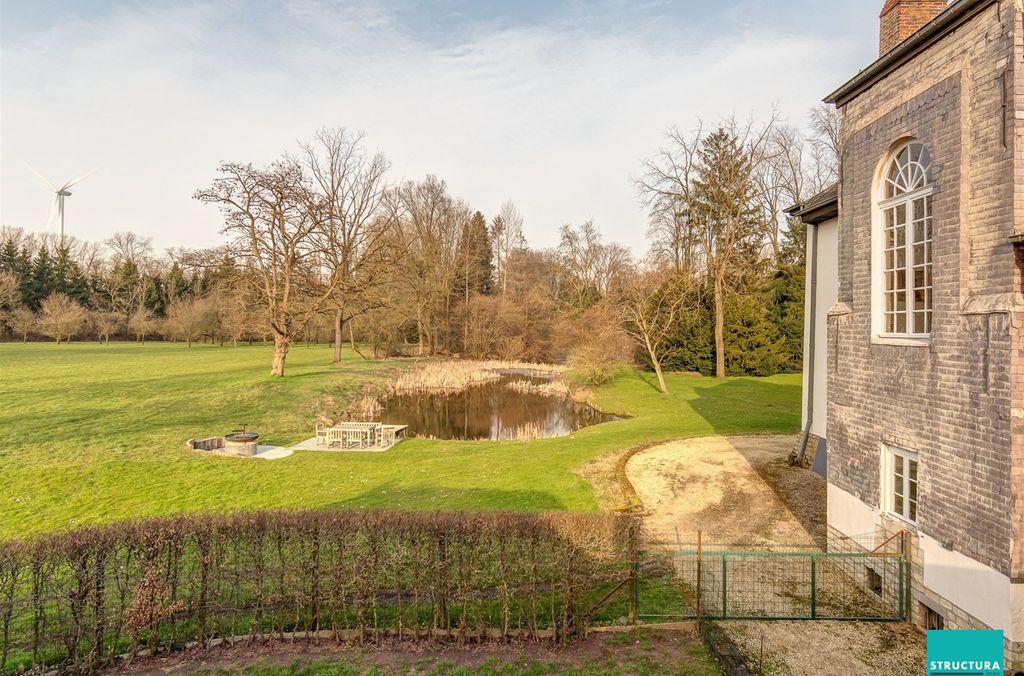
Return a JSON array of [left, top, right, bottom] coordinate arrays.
[[792, 0, 1023, 667]]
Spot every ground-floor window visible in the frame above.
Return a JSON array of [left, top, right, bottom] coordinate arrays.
[[882, 445, 918, 524]]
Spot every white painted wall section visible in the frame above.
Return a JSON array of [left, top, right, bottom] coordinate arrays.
[[921, 533, 1013, 640], [827, 483, 879, 540], [802, 218, 838, 439]]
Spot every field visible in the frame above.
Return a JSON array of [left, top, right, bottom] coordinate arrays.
[[0, 342, 801, 539]]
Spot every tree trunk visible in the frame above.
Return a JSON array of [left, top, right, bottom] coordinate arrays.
[[348, 321, 366, 359], [332, 308, 344, 363], [714, 272, 726, 379], [644, 337, 669, 394], [271, 334, 290, 377]]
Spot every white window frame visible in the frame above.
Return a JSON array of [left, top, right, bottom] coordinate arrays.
[[871, 141, 934, 346], [881, 445, 919, 526]]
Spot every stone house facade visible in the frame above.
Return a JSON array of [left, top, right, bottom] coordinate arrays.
[[792, 0, 1023, 667]]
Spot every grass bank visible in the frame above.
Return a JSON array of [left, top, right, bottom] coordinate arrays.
[[0, 342, 800, 538]]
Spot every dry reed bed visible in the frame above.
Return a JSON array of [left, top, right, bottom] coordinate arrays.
[[391, 361, 567, 395], [0, 509, 638, 674], [505, 379, 572, 398]]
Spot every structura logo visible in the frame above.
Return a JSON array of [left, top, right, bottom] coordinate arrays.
[[926, 630, 1004, 676]]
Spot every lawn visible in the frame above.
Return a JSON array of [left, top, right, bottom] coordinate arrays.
[[0, 342, 800, 539]]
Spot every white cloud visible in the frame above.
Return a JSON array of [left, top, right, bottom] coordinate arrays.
[[1, 0, 869, 255]]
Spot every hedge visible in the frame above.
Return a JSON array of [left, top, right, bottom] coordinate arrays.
[[0, 509, 638, 672]]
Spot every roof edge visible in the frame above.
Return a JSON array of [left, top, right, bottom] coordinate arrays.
[[785, 183, 839, 225], [826, 0, 996, 107]]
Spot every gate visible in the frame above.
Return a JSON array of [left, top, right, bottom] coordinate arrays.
[[636, 532, 907, 622]]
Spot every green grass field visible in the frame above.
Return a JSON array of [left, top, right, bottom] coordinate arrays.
[[0, 342, 800, 539]]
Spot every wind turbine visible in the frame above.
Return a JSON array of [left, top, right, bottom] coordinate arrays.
[[25, 163, 97, 244]]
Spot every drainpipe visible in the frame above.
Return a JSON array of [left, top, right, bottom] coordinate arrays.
[[797, 220, 819, 465]]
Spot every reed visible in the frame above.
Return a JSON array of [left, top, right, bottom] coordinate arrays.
[[505, 379, 572, 398], [392, 360, 566, 394]]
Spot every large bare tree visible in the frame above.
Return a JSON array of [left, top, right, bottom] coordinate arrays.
[[195, 158, 338, 376], [299, 128, 396, 363]]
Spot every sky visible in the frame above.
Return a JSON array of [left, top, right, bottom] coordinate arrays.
[[1, 0, 880, 256]]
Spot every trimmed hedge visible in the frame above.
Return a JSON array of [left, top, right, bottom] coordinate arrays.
[[0, 509, 638, 673]]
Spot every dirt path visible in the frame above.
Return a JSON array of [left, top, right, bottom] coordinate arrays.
[[626, 435, 925, 676], [626, 434, 814, 546]]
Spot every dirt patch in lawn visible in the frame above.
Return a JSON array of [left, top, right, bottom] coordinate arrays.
[[106, 628, 721, 675]]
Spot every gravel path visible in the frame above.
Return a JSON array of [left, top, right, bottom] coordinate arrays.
[[625, 434, 926, 676]]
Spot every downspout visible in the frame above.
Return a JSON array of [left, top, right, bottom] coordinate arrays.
[[797, 220, 820, 465]]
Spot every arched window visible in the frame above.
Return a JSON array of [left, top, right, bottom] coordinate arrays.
[[880, 141, 933, 336]]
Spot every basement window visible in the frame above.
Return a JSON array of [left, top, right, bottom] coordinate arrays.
[[865, 567, 883, 597], [920, 602, 945, 630]]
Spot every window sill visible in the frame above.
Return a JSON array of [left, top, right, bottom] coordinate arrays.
[[882, 511, 918, 533], [871, 334, 930, 347]]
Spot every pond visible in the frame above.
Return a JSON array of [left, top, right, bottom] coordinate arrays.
[[380, 374, 614, 440]]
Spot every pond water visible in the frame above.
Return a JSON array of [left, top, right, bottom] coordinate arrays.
[[380, 375, 614, 441]]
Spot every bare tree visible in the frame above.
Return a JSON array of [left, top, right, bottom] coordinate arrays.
[[105, 231, 154, 268], [636, 124, 705, 274], [165, 296, 217, 348], [490, 199, 525, 294], [0, 271, 19, 315], [9, 307, 35, 343], [195, 155, 339, 376], [38, 293, 88, 344], [615, 271, 690, 394], [557, 221, 632, 309], [92, 311, 123, 345], [299, 128, 396, 363], [808, 103, 840, 176], [393, 176, 470, 355], [128, 309, 157, 344]]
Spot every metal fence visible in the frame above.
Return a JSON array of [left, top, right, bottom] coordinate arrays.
[[636, 531, 907, 622]]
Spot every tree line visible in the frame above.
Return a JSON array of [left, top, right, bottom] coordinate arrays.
[[0, 108, 836, 383]]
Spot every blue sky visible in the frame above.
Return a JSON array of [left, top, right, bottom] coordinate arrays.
[[1, 0, 880, 254]]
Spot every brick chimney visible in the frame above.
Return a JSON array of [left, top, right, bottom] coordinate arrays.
[[879, 0, 947, 55]]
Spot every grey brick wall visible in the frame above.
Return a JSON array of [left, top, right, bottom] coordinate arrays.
[[830, 2, 1015, 583]]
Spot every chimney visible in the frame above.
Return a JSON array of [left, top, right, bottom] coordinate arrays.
[[879, 0, 947, 55]]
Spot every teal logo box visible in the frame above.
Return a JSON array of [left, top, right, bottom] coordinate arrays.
[[927, 630, 1004, 676]]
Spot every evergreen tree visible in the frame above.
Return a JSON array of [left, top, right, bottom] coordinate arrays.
[[52, 246, 91, 306], [26, 247, 56, 310], [457, 211, 495, 297], [689, 128, 762, 378], [165, 263, 190, 302]]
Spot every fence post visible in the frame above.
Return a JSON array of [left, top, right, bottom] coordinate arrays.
[[627, 521, 638, 625], [695, 530, 703, 620], [810, 554, 817, 619], [720, 555, 727, 619], [901, 530, 913, 623]]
